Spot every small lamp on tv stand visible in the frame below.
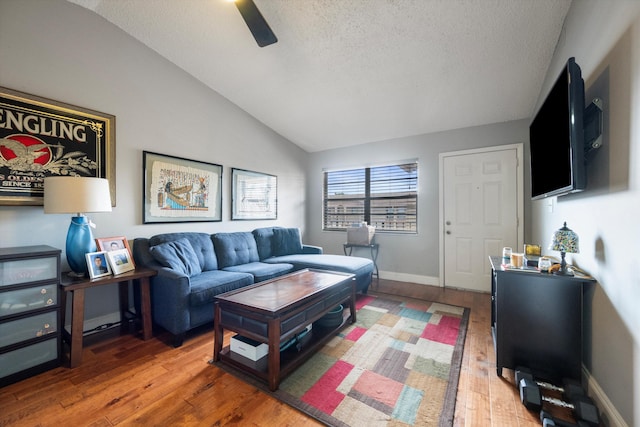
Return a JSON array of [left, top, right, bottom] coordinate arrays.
[[44, 177, 112, 277], [550, 222, 579, 276]]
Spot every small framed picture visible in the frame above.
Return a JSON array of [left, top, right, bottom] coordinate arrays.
[[86, 251, 112, 279], [106, 248, 136, 275], [96, 236, 134, 262]]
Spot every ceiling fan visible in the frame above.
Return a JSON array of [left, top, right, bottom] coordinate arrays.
[[234, 0, 278, 47]]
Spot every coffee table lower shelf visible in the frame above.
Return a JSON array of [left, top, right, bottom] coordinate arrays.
[[215, 311, 353, 387]]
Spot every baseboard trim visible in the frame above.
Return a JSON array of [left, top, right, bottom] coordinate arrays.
[[584, 367, 628, 427], [378, 270, 440, 286]]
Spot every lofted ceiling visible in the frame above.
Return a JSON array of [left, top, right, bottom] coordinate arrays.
[[67, 0, 572, 153]]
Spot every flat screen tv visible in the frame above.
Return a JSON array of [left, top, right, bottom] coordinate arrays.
[[529, 57, 586, 200]]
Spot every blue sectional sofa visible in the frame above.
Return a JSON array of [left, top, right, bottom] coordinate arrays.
[[132, 227, 373, 346]]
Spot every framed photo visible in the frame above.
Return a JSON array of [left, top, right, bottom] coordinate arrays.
[[231, 168, 277, 220], [106, 248, 136, 275], [143, 151, 222, 223], [85, 251, 112, 279], [0, 86, 116, 206], [96, 236, 134, 266]]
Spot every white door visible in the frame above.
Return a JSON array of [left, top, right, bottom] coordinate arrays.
[[440, 145, 523, 292]]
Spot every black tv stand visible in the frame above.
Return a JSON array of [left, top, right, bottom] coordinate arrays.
[[489, 256, 595, 382]]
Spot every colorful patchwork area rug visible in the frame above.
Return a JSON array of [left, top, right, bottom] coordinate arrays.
[[223, 295, 469, 426]]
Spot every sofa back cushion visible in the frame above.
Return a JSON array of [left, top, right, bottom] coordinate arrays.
[[148, 232, 218, 271], [252, 227, 279, 260], [213, 232, 260, 268], [272, 227, 303, 256], [149, 238, 202, 276], [253, 227, 304, 259]]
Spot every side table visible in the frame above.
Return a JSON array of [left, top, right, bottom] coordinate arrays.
[[59, 267, 157, 368], [343, 242, 379, 283]]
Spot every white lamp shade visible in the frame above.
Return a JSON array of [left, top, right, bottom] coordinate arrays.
[[44, 177, 112, 214]]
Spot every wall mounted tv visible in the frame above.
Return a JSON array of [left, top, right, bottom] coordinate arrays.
[[529, 57, 586, 200]]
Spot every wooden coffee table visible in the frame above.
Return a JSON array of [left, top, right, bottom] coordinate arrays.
[[211, 269, 356, 390]]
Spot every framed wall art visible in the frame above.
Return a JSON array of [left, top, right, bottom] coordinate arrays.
[[231, 168, 277, 220], [143, 151, 222, 223], [0, 86, 116, 206]]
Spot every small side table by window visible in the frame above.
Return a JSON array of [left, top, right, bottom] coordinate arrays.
[[59, 267, 157, 368], [343, 243, 379, 284]]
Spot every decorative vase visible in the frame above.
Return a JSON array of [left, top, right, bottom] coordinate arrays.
[[66, 215, 96, 276]]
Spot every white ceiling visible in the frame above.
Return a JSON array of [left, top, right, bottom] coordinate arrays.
[[67, 0, 572, 153]]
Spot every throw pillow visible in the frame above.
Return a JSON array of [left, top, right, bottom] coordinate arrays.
[[273, 228, 303, 256], [149, 238, 202, 276]]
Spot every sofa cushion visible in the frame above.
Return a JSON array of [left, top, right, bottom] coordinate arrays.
[[213, 232, 260, 268], [149, 238, 202, 276], [149, 232, 218, 271], [252, 227, 279, 260], [265, 253, 371, 275], [264, 254, 373, 293], [272, 227, 303, 256], [222, 261, 294, 283], [189, 270, 254, 306]]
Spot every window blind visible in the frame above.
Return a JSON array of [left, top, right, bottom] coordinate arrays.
[[323, 162, 417, 232]]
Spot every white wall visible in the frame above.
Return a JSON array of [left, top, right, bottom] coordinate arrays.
[[307, 120, 530, 283], [0, 0, 308, 322], [530, 2, 640, 425]]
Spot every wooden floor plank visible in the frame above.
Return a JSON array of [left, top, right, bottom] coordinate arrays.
[[467, 390, 492, 426]]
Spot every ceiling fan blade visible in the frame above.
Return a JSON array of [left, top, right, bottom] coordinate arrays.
[[235, 0, 277, 47]]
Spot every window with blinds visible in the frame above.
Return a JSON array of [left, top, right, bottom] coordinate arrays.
[[323, 162, 418, 232]]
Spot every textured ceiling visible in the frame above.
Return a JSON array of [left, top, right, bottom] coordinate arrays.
[[67, 0, 572, 152]]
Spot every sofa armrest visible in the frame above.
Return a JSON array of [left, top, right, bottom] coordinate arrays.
[[149, 267, 193, 335], [133, 237, 196, 337], [302, 245, 323, 254]]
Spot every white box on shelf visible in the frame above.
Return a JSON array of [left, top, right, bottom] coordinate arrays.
[[230, 335, 268, 361], [347, 224, 375, 245]]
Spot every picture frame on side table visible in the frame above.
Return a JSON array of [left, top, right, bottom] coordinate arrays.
[[105, 248, 135, 275], [142, 151, 223, 223], [86, 251, 112, 279], [0, 86, 116, 206], [231, 168, 277, 220], [95, 236, 133, 261]]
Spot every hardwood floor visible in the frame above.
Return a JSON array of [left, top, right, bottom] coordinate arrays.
[[0, 280, 543, 426]]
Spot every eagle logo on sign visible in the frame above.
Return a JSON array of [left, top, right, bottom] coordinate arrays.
[[0, 134, 96, 175]]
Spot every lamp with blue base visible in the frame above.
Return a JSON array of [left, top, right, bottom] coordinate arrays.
[[65, 215, 98, 277], [44, 177, 112, 277]]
